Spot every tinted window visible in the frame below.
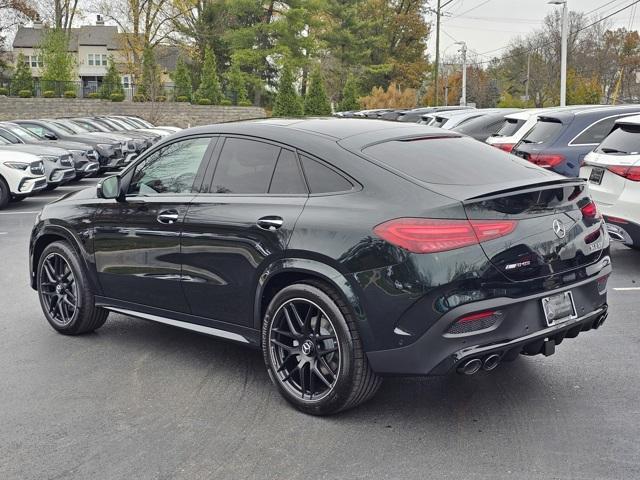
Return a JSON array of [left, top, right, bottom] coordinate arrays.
[[21, 123, 52, 137], [128, 137, 211, 195], [362, 136, 544, 185], [300, 155, 352, 193], [210, 138, 279, 194], [521, 119, 564, 145], [269, 150, 307, 194], [573, 117, 620, 145], [0, 129, 21, 144], [595, 124, 640, 154], [495, 118, 524, 137]]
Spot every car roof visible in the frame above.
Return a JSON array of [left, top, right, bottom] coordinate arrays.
[[173, 118, 457, 147], [539, 105, 640, 123], [615, 114, 640, 125]]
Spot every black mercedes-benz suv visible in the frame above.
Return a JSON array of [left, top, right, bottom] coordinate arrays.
[[29, 118, 611, 415]]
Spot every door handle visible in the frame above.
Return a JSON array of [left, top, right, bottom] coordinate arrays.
[[157, 210, 180, 224], [257, 216, 284, 231]]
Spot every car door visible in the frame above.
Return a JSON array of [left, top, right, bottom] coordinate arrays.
[[181, 136, 308, 327], [92, 135, 216, 312]]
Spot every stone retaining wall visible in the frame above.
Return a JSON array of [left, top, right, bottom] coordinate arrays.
[[0, 98, 266, 128]]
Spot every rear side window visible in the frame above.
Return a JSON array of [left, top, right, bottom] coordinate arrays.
[[495, 118, 524, 137], [210, 138, 279, 194], [595, 124, 640, 154], [572, 117, 619, 145], [0, 129, 21, 144], [300, 155, 352, 193], [362, 136, 541, 185], [521, 119, 564, 145], [268, 149, 307, 194]]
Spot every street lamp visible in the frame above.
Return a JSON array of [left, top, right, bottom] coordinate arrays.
[[455, 41, 467, 106], [549, 0, 568, 107]]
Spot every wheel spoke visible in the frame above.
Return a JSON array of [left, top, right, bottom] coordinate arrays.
[[308, 362, 316, 399], [318, 346, 338, 356], [316, 334, 336, 341], [289, 303, 305, 330], [41, 290, 56, 297], [56, 300, 66, 322], [270, 338, 298, 353], [283, 308, 301, 336], [280, 365, 299, 383], [299, 362, 307, 398], [319, 356, 336, 380], [43, 261, 56, 283], [62, 295, 75, 310], [313, 364, 333, 388], [272, 327, 298, 339]]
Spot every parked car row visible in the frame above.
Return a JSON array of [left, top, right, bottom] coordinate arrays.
[[0, 115, 180, 209]]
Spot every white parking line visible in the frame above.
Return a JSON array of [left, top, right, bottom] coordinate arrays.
[[0, 232, 7, 235], [613, 287, 640, 291], [0, 211, 40, 215]]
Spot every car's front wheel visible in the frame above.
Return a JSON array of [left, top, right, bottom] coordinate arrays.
[[37, 241, 108, 335], [262, 281, 381, 415]]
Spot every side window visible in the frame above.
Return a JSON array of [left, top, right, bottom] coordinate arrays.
[[22, 124, 46, 137], [268, 149, 307, 194], [210, 138, 279, 194], [573, 117, 619, 145], [128, 137, 211, 196], [299, 154, 352, 194]]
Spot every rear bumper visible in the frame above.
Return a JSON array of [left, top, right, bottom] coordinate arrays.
[[366, 260, 611, 376], [604, 216, 640, 248]]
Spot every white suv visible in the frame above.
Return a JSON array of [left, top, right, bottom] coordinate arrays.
[[0, 150, 47, 209], [580, 114, 640, 249]]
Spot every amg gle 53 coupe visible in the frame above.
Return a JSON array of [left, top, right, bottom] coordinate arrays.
[[30, 119, 611, 415]]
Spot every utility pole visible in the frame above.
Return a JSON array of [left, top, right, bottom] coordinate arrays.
[[456, 41, 467, 106], [549, 1, 568, 106], [525, 53, 531, 100], [434, 0, 441, 106]]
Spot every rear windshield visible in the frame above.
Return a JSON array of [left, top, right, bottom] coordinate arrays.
[[521, 119, 564, 145], [362, 136, 544, 185], [494, 118, 524, 137], [595, 124, 640, 155]]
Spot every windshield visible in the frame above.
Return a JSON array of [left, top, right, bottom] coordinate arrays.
[[7, 124, 44, 141], [0, 128, 22, 144], [107, 118, 132, 130], [362, 136, 545, 185], [47, 121, 79, 135], [520, 119, 564, 145], [596, 124, 640, 155], [53, 120, 89, 134], [494, 118, 525, 137]]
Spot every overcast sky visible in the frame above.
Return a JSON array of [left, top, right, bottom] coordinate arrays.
[[429, 0, 639, 61]]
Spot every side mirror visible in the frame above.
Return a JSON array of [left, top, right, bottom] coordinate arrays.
[[97, 175, 121, 200], [43, 132, 57, 140]]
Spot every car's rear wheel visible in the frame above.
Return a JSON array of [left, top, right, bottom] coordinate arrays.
[[37, 241, 108, 335], [0, 177, 9, 209], [262, 281, 381, 415]]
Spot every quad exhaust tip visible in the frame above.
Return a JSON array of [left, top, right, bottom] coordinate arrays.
[[483, 354, 501, 371], [458, 358, 482, 375]]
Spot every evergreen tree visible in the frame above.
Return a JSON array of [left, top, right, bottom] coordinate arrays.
[[338, 73, 359, 111], [225, 59, 248, 105], [98, 56, 124, 99], [12, 53, 33, 94], [304, 66, 331, 115], [138, 46, 162, 100], [170, 57, 192, 101], [272, 62, 303, 117], [194, 47, 222, 104], [39, 28, 75, 94]]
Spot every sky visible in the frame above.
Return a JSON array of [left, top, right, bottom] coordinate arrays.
[[429, 0, 640, 61]]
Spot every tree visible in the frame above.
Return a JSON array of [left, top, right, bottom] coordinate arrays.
[[98, 56, 124, 99], [11, 52, 33, 94], [567, 69, 601, 105], [194, 46, 222, 104], [137, 46, 162, 100], [272, 62, 302, 117], [170, 56, 192, 101], [359, 83, 417, 109], [224, 59, 248, 105], [304, 66, 331, 115], [39, 28, 75, 94], [338, 73, 360, 111]]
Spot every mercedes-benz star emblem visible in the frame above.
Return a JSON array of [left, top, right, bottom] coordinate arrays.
[[552, 219, 566, 239], [301, 340, 314, 356]]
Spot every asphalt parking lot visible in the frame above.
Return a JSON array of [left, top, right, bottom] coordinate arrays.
[[1, 177, 639, 480]]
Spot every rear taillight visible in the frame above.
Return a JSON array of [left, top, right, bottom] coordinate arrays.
[[494, 143, 514, 153], [528, 153, 565, 168], [373, 218, 518, 254], [580, 201, 599, 219], [607, 165, 640, 182]]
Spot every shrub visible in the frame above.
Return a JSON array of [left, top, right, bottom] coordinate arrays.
[[156, 95, 167, 102], [0, 87, 7, 96], [18, 89, 32, 98], [63, 90, 76, 98], [196, 98, 212, 105], [110, 93, 125, 102], [220, 98, 232, 106], [133, 94, 146, 102], [87, 92, 100, 99], [238, 100, 252, 107], [43, 90, 56, 98], [176, 95, 189, 102]]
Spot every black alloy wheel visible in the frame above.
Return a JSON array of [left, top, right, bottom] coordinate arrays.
[[269, 298, 341, 401], [39, 252, 78, 327]]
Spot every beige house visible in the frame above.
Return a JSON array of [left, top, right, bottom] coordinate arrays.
[[12, 17, 179, 98]]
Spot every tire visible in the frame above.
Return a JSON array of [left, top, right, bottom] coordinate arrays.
[[262, 280, 382, 415], [0, 177, 9, 210], [44, 184, 57, 191], [36, 241, 108, 335]]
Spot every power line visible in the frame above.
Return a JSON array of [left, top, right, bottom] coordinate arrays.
[[584, 0, 626, 16], [447, 0, 494, 18]]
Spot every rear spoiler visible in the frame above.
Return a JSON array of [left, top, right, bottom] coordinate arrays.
[[463, 178, 585, 203]]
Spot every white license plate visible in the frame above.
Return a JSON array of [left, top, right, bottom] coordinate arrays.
[[589, 167, 604, 185], [541, 291, 577, 326]]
